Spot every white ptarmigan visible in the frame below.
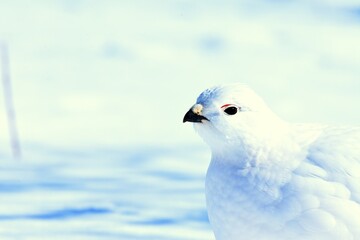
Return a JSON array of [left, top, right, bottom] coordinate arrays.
[[183, 84, 360, 240]]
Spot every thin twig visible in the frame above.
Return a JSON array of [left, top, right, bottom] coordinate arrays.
[[1, 42, 21, 159]]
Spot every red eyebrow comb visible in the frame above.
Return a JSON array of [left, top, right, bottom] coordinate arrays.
[[221, 104, 232, 108]]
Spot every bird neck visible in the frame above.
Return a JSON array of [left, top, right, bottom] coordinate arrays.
[[208, 130, 302, 205], [211, 122, 298, 167]]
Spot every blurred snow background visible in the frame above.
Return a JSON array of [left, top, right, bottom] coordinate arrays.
[[0, 0, 359, 239], [0, 0, 360, 148]]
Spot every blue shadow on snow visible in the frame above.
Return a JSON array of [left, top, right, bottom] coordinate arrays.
[[0, 207, 112, 221]]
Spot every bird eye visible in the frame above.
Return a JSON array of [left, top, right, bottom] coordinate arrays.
[[224, 106, 238, 115]]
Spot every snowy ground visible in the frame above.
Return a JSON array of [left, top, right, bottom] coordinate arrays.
[[0, 144, 213, 240]]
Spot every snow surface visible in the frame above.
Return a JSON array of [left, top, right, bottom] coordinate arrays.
[[0, 145, 213, 239]]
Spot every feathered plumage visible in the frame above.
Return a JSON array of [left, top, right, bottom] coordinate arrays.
[[183, 84, 360, 240]]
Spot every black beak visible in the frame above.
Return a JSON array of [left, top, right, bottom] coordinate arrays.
[[183, 109, 209, 123]]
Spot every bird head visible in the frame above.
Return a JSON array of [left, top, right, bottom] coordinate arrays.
[[183, 84, 286, 152]]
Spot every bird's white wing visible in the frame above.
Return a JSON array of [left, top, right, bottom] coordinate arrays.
[[289, 126, 360, 239], [305, 126, 360, 202]]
